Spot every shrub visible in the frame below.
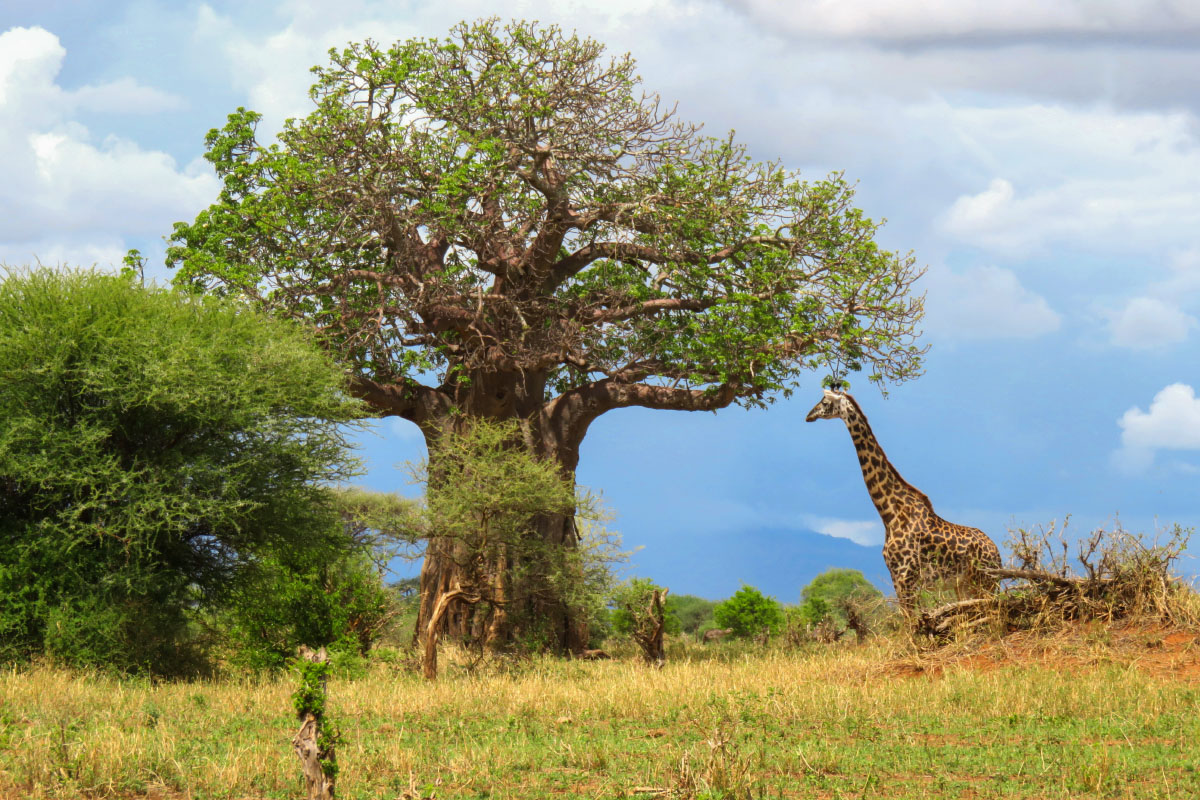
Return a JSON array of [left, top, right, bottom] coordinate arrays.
[[0, 269, 364, 674], [666, 594, 718, 635], [713, 586, 785, 638]]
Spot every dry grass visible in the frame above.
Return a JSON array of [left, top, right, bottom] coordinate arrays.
[[3, 628, 1200, 799]]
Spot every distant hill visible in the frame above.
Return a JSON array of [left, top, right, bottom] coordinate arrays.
[[386, 526, 896, 605], [627, 528, 891, 603]]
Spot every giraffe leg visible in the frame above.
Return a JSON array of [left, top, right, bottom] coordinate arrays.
[[889, 563, 917, 615], [896, 582, 918, 615]]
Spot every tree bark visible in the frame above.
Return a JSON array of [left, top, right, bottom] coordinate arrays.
[[422, 585, 478, 680], [630, 588, 668, 667], [412, 381, 596, 655], [407, 357, 742, 656]]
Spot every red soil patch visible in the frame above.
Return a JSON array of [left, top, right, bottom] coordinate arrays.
[[884, 622, 1200, 681]]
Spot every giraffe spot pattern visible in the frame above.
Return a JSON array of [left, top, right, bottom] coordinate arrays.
[[807, 389, 1003, 614]]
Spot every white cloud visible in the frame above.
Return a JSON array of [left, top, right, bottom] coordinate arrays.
[[923, 265, 1060, 340], [726, 0, 1200, 43], [0, 237, 127, 271], [936, 106, 1200, 256], [1114, 383, 1200, 472], [941, 178, 1014, 235], [1149, 248, 1200, 300], [801, 515, 883, 546], [0, 26, 217, 266], [1107, 297, 1196, 350], [1119, 384, 1200, 451], [193, 2, 431, 133], [69, 77, 185, 114], [186, 3, 1200, 265]]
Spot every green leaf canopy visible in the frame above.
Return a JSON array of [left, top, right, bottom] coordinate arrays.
[[167, 18, 925, 432], [0, 269, 364, 673]]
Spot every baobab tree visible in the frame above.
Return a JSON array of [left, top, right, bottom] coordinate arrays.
[[166, 18, 925, 653]]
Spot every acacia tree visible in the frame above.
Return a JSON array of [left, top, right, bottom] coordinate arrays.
[[167, 18, 925, 653], [0, 269, 363, 674]]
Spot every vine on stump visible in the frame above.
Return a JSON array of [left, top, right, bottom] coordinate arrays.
[[292, 646, 341, 800]]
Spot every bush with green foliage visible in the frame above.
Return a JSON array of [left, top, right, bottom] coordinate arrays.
[[219, 550, 395, 671], [798, 568, 884, 626], [665, 594, 717, 635], [793, 596, 834, 629], [0, 269, 364, 674], [713, 585, 785, 638]]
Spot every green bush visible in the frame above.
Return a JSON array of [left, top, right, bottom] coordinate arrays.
[[799, 568, 884, 625], [0, 269, 364, 674], [794, 596, 833, 628], [218, 549, 398, 671], [713, 585, 785, 638], [665, 594, 717, 635]]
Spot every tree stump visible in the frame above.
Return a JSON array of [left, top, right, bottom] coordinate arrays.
[[629, 588, 668, 668], [293, 646, 337, 800]]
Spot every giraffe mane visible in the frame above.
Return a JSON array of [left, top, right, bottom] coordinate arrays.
[[840, 391, 935, 512]]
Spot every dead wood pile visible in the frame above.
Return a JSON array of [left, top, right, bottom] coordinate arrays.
[[918, 521, 1195, 637]]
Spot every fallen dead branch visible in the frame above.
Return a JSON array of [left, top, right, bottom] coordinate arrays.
[[917, 520, 1197, 638]]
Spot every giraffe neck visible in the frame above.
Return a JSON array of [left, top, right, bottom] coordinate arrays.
[[840, 401, 928, 531]]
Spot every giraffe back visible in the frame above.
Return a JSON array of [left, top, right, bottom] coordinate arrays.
[[883, 503, 1001, 601]]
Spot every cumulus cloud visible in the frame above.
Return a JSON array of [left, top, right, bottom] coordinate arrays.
[[801, 515, 883, 546], [936, 106, 1200, 256], [1114, 383, 1200, 472], [1106, 297, 1196, 350], [923, 265, 1060, 340], [0, 26, 216, 266], [186, 2, 1200, 264]]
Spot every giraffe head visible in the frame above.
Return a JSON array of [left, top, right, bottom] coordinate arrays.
[[805, 388, 853, 422]]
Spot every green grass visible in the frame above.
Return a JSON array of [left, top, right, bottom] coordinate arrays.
[[2, 635, 1198, 799]]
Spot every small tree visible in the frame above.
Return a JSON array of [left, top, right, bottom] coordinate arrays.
[[412, 419, 619, 678], [0, 269, 364, 674], [801, 568, 882, 608], [610, 578, 675, 666], [713, 586, 785, 639], [793, 596, 833, 628], [610, 578, 682, 636]]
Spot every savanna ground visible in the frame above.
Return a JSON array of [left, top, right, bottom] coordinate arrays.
[[3, 624, 1199, 800]]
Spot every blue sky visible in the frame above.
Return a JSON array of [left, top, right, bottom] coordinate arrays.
[[3, 1, 1199, 601]]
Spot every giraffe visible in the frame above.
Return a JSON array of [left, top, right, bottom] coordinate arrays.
[[805, 389, 1001, 612]]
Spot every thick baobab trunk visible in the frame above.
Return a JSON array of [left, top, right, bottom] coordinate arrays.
[[414, 503, 588, 655], [414, 536, 475, 644], [413, 382, 591, 656]]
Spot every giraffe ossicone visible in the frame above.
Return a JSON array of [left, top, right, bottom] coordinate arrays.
[[806, 389, 1001, 612]]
